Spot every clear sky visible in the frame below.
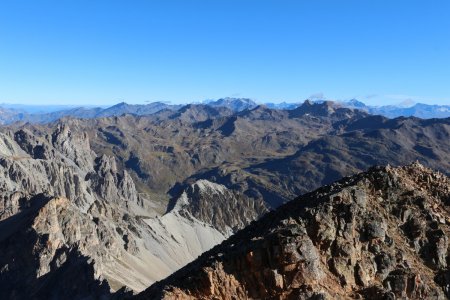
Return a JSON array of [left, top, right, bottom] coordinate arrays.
[[0, 0, 449, 106]]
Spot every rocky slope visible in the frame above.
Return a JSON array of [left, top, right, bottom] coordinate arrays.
[[136, 163, 450, 299], [0, 122, 261, 298], [0, 124, 160, 297], [243, 115, 450, 201]]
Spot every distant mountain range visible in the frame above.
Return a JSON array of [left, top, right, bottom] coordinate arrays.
[[0, 98, 449, 125], [0, 101, 182, 125], [341, 99, 450, 119], [268, 98, 450, 119]]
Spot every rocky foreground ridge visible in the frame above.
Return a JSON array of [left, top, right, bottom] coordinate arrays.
[[136, 163, 450, 299]]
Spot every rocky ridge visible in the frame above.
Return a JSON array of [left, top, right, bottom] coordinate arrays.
[[136, 163, 450, 299]]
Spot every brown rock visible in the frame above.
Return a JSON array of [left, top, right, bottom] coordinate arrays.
[[135, 164, 450, 299]]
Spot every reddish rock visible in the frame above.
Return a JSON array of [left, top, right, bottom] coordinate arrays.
[[136, 163, 450, 299]]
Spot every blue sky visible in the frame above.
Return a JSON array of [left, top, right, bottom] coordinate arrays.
[[0, 0, 449, 106]]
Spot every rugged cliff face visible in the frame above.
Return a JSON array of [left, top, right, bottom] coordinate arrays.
[[0, 123, 263, 298], [136, 163, 450, 299], [0, 125, 150, 298]]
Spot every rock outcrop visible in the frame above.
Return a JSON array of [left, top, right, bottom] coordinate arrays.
[[170, 179, 267, 235], [136, 163, 450, 299]]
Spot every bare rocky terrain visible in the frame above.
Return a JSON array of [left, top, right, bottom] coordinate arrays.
[[0, 122, 255, 298], [136, 163, 450, 299], [0, 101, 449, 298]]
